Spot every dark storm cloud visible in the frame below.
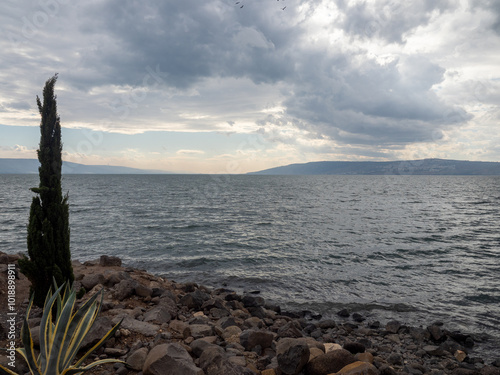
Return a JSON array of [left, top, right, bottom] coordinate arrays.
[[73, 0, 297, 90], [337, 0, 454, 43]]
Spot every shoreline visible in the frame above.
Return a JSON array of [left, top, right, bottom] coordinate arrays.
[[0, 253, 499, 375]]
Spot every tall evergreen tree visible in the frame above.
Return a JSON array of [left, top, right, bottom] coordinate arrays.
[[19, 74, 74, 307]]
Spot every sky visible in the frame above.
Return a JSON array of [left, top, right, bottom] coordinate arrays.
[[1, 0, 499, 173]]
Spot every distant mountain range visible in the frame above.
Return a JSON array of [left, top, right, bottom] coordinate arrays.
[[249, 159, 500, 175], [0, 158, 168, 174]]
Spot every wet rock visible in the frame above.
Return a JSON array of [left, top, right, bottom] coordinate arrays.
[[240, 329, 274, 351], [306, 348, 356, 375], [276, 338, 310, 375], [343, 342, 366, 355], [100, 255, 122, 267], [336, 361, 380, 375], [385, 320, 402, 334], [143, 343, 203, 375], [352, 313, 366, 323], [126, 347, 149, 371], [143, 306, 172, 325]]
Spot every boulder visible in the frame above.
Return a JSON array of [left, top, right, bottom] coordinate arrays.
[[385, 320, 401, 334], [343, 342, 366, 355], [127, 347, 149, 371], [158, 296, 179, 318], [114, 279, 138, 301], [190, 338, 220, 358], [240, 329, 275, 351], [242, 294, 265, 308], [80, 316, 113, 349], [306, 348, 356, 375], [143, 306, 172, 324], [115, 316, 159, 337], [180, 290, 211, 310], [99, 255, 122, 267], [276, 320, 304, 339], [189, 324, 214, 339], [143, 343, 203, 375], [81, 273, 105, 290], [335, 361, 379, 375], [135, 283, 153, 298], [428, 324, 446, 342], [198, 345, 226, 371], [105, 271, 130, 286], [276, 338, 310, 375], [169, 320, 190, 339]]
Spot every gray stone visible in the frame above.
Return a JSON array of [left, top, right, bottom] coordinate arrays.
[[190, 338, 220, 358], [169, 320, 190, 339], [198, 345, 226, 371], [242, 294, 265, 308], [115, 316, 159, 337], [216, 316, 238, 329], [143, 306, 172, 325], [158, 296, 179, 318], [428, 324, 446, 342], [104, 348, 128, 356], [240, 329, 274, 351], [306, 348, 356, 375], [423, 345, 448, 356], [276, 338, 310, 375], [81, 273, 106, 290], [387, 353, 403, 365], [189, 324, 213, 339], [30, 326, 41, 347], [126, 347, 149, 371], [276, 320, 304, 339], [143, 343, 203, 375], [104, 271, 130, 286], [318, 319, 337, 329], [99, 255, 122, 267], [385, 320, 402, 334], [343, 342, 366, 354], [135, 283, 153, 298], [179, 290, 210, 310], [114, 279, 138, 301], [81, 316, 113, 349]]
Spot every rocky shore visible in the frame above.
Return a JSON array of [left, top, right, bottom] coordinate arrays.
[[0, 252, 499, 375]]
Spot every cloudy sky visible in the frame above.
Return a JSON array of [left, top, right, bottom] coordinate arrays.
[[1, 0, 499, 173]]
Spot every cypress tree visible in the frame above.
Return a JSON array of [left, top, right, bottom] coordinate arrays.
[[19, 74, 74, 306]]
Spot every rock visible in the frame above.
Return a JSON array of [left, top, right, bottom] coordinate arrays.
[[81, 316, 113, 349], [428, 324, 447, 342], [114, 279, 138, 301], [217, 316, 238, 329], [481, 366, 500, 375], [143, 306, 172, 324], [127, 347, 149, 371], [310, 347, 325, 361], [242, 294, 265, 308], [180, 290, 211, 310], [198, 345, 226, 371], [355, 352, 374, 364], [378, 365, 398, 375], [115, 316, 159, 337], [318, 319, 337, 329], [352, 313, 365, 322], [100, 255, 122, 267], [385, 320, 401, 334], [240, 329, 275, 351], [324, 343, 343, 352], [492, 359, 500, 367], [81, 273, 105, 290], [337, 309, 350, 318], [387, 353, 402, 366], [169, 320, 191, 339], [343, 342, 366, 355], [135, 283, 153, 298], [306, 348, 356, 375], [190, 338, 220, 358], [335, 361, 380, 375], [277, 320, 304, 339], [158, 296, 179, 318], [30, 326, 41, 347], [222, 326, 242, 340], [276, 338, 310, 375], [105, 271, 130, 286], [104, 348, 128, 356], [143, 343, 203, 375], [189, 324, 213, 339], [423, 345, 447, 356]]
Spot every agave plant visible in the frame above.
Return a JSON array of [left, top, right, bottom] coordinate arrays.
[[0, 283, 122, 375]]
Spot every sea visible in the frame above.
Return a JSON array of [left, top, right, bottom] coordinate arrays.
[[1, 174, 499, 361]]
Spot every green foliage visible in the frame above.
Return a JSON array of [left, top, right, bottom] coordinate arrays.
[[0, 283, 122, 375], [19, 74, 74, 307]]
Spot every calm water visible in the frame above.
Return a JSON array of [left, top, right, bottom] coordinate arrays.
[[1, 174, 499, 360]]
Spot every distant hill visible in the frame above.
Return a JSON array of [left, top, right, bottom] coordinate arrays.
[[0, 158, 169, 174], [249, 159, 500, 175]]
